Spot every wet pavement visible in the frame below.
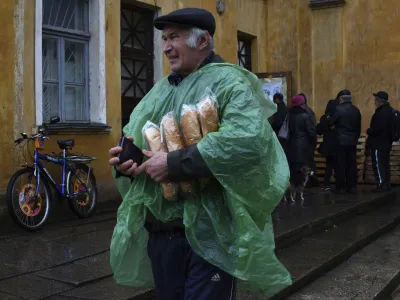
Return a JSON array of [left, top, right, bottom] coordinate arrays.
[[0, 186, 396, 299], [272, 186, 394, 239], [0, 199, 154, 300], [287, 225, 400, 300]]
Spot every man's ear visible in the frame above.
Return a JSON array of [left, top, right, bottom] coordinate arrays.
[[198, 33, 211, 51]]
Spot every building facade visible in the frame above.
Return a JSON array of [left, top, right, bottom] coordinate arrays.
[[0, 0, 399, 200]]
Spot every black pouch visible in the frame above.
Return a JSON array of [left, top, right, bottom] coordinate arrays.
[[117, 136, 144, 166]]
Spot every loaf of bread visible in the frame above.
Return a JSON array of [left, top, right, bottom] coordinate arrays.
[[144, 126, 168, 152], [143, 121, 178, 201], [161, 112, 185, 152], [181, 105, 203, 146], [161, 112, 194, 194], [160, 182, 178, 201], [197, 96, 219, 135], [197, 96, 219, 189]]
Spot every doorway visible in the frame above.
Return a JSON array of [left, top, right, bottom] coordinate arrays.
[[120, 3, 154, 129]]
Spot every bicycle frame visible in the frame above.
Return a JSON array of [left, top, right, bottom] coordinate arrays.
[[32, 148, 90, 199]]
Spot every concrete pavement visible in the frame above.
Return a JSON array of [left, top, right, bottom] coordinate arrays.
[[0, 198, 155, 300]]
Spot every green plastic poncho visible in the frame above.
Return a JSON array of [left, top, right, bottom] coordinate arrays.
[[110, 63, 292, 296]]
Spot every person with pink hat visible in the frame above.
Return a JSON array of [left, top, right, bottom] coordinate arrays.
[[285, 95, 317, 192]]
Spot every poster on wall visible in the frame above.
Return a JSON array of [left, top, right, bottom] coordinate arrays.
[[262, 81, 283, 102], [256, 72, 292, 106]]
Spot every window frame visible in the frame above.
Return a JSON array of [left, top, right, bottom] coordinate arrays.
[[42, 0, 90, 123], [237, 35, 252, 72], [42, 30, 90, 122], [35, 0, 107, 129]]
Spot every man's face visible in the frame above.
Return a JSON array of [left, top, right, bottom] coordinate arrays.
[[375, 97, 379, 107], [162, 26, 200, 76]]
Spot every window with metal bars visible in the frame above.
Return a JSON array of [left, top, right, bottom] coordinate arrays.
[[42, 0, 90, 123], [238, 37, 252, 71]]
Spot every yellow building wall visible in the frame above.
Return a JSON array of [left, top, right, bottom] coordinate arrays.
[[265, 0, 400, 130], [0, 0, 17, 191], [237, 0, 268, 72]]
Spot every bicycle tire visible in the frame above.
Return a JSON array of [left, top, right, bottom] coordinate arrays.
[[66, 163, 97, 218], [6, 167, 52, 231]]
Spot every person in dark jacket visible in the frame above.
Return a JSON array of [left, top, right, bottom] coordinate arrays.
[[287, 95, 317, 186], [329, 90, 362, 194], [366, 91, 393, 192], [299, 93, 319, 187], [299, 93, 317, 125], [271, 93, 289, 153], [271, 93, 288, 134], [316, 99, 338, 191]]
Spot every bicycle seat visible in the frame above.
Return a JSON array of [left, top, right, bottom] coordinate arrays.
[[57, 139, 74, 150]]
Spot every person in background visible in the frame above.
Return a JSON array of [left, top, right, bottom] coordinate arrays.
[[299, 93, 319, 187], [287, 95, 317, 191], [316, 99, 338, 191], [271, 93, 288, 134], [329, 90, 362, 194], [366, 91, 393, 192], [271, 92, 289, 153]]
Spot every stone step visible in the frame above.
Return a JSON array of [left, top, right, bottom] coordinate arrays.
[[287, 224, 400, 300], [120, 188, 399, 300], [261, 201, 400, 300], [274, 188, 397, 250], [67, 188, 396, 300]]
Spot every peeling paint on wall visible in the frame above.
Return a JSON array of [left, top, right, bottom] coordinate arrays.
[[89, 0, 107, 124], [14, 0, 25, 169], [14, 0, 24, 138]]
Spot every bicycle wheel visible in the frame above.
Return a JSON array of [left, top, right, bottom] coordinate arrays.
[[66, 163, 97, 218], [6, 168, 52, 231]]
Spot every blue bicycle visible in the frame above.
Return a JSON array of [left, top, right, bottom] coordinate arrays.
[[7, 116, 98, 231]]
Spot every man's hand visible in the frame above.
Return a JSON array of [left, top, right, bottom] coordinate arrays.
[[133, 150, 169, 183], [108, 136, 139, 176]]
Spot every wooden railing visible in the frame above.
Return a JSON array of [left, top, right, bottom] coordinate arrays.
[[314, 135, 400, 184]]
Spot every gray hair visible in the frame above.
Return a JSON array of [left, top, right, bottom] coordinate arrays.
[[186, 27, 215, 52]]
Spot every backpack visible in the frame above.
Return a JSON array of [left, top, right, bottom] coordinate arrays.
[[391, 108, 400, 142]]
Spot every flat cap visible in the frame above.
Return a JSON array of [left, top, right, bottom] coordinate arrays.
[[154, 8, 216, 36], [373, 91, 389, 101]]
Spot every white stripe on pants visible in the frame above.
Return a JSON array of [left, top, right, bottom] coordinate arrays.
[[375, 150, 382, 185]]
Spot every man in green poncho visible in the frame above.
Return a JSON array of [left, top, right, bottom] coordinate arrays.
[[108, 7, 291, 300]]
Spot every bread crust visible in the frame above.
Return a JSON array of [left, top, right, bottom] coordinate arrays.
[[144, 124, 177, 201], [197, 96, 219, 135], [161, 114, 185, 152], [181, 105, 203, 146], [144, 127, 168, 152]]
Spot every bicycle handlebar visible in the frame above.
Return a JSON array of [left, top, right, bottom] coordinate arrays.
[[14, 127, 50, 145]]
